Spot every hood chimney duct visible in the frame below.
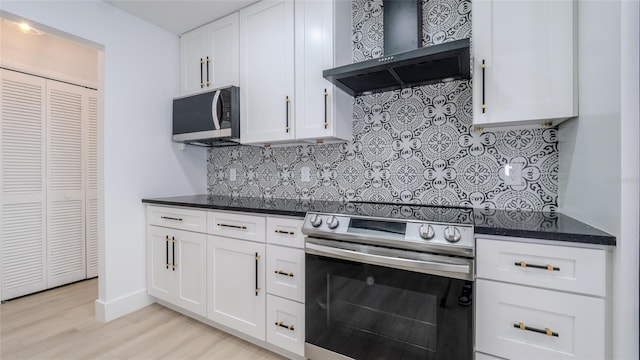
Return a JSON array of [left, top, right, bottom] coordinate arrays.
[[383, 0, 423, 55]]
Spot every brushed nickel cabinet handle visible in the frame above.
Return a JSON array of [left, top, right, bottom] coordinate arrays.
[[514, 322, 558, 337], [274, 229, 294, 235], [161, 216, 183, 222]]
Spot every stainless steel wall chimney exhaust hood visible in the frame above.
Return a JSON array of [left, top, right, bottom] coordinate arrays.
[[323, 0, 470, 97]]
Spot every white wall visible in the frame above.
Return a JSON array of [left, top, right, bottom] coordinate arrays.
[[0, 1, 207, 320], [558, 1, 639, 359]]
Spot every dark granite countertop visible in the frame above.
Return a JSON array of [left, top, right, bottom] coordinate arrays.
[[142, 195, 616, 247]]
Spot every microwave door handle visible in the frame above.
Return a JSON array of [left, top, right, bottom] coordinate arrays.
[[211, 90, 222, 130]]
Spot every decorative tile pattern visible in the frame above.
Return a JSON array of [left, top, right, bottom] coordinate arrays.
[[207, 0, 559, 211]]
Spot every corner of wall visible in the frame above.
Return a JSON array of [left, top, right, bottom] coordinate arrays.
[[94, 289, 155, 322]]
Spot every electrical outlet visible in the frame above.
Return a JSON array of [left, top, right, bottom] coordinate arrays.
[[503, 163, 522, 186], [301, 166, 310, 182], [229, 168, 236, 182]]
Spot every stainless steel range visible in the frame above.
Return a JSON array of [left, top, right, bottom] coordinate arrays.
[[302, 202, 475, 360]]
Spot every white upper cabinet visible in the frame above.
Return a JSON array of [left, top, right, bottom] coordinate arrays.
[[239, 0, 295, 144], [472, 0, 577, 128], [294, 0, 352, 143], [180, 12, 239, 95]]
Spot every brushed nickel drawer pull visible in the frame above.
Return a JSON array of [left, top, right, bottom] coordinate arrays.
[[515, 261, 560, 271], [218, 223, 247, 230], [274, 229, 294, 235], [275, 321, 294, 331], [161, 216, 183, 222], [514, 322, 558, 337], [274, 270, 294, 277]]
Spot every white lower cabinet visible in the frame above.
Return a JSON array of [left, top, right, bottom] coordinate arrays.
[[267, 294, 305, 356], [147, 206, 305, 357], [476, 237, 609, 360], [207, 235, 266, 341], [476, 279, 605, 360], [147, 225, 207, 317]]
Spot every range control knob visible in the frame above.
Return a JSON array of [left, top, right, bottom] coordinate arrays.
[[327, 216, 340, 229], [418, 224, 435, 240], [310, 214, 322, 227], [443, 226, 462, 243]]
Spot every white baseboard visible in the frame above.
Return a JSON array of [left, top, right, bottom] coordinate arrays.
[[94, 288, 155, 322]]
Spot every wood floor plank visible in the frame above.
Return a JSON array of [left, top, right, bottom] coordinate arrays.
[[0, 279, 285, 360]]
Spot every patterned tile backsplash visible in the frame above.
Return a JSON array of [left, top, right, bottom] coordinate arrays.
[[207, 0, 558, 212]]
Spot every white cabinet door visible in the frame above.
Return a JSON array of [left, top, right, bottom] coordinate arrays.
[[0, 69, 47, 301], [180, 25, 213, 94], [181, 13, 239, 95], [472, 0, 577, 127], [207, 235, 266, 341], [210, 12, 239, 88], [174, 229, 207, 316], [294, 0, 352, 143], [85, 92, 98, 278], [147, 226, 173, 303], [46, 80, 86, 288], [239, 0, 295, 144], [147, 226, 207, 317]]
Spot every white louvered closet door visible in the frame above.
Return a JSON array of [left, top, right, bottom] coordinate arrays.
[[46, 80, 86, 288], [0, 69, 48, 301], [85, 91, 98, 278]]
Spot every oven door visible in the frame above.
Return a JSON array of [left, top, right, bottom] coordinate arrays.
[[305, 238, 473, 360]]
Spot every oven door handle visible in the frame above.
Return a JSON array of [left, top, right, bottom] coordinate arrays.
[[305, 241, 473, 280]]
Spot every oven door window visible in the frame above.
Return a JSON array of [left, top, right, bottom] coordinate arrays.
[[306, 254, 472, 360]]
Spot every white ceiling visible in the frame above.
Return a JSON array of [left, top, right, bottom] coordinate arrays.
[[105, 0, 258, 35]]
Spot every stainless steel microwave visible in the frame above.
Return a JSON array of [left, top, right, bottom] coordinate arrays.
[[172, 86, 240, 146]]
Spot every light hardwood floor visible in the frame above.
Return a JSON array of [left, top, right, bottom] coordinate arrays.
[[0, 279, 285, 359]]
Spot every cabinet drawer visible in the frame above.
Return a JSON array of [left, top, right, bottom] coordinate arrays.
[[266, 217, 304, 248], [477, 238, 606, 296], [147, 205, 207, 233], [266, 245, 304, 302], [266, 295, 304, 357], [207, 211, 266, 242], [476, 279, 605, 360]]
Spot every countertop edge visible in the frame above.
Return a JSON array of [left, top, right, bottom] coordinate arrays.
[[142, 197, 616, 247], [474, 227, 617, 247], [141, 198, 307, 218]]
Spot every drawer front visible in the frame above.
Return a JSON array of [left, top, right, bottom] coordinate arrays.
[[266, 217, 304, 249], [266, 245, 304, 302], [207, 211, 266, 242], [147, 205, 207, 233], [477, 238, 606, 296], [476, 279, 605, 360], [266, 295, 304, 356]]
